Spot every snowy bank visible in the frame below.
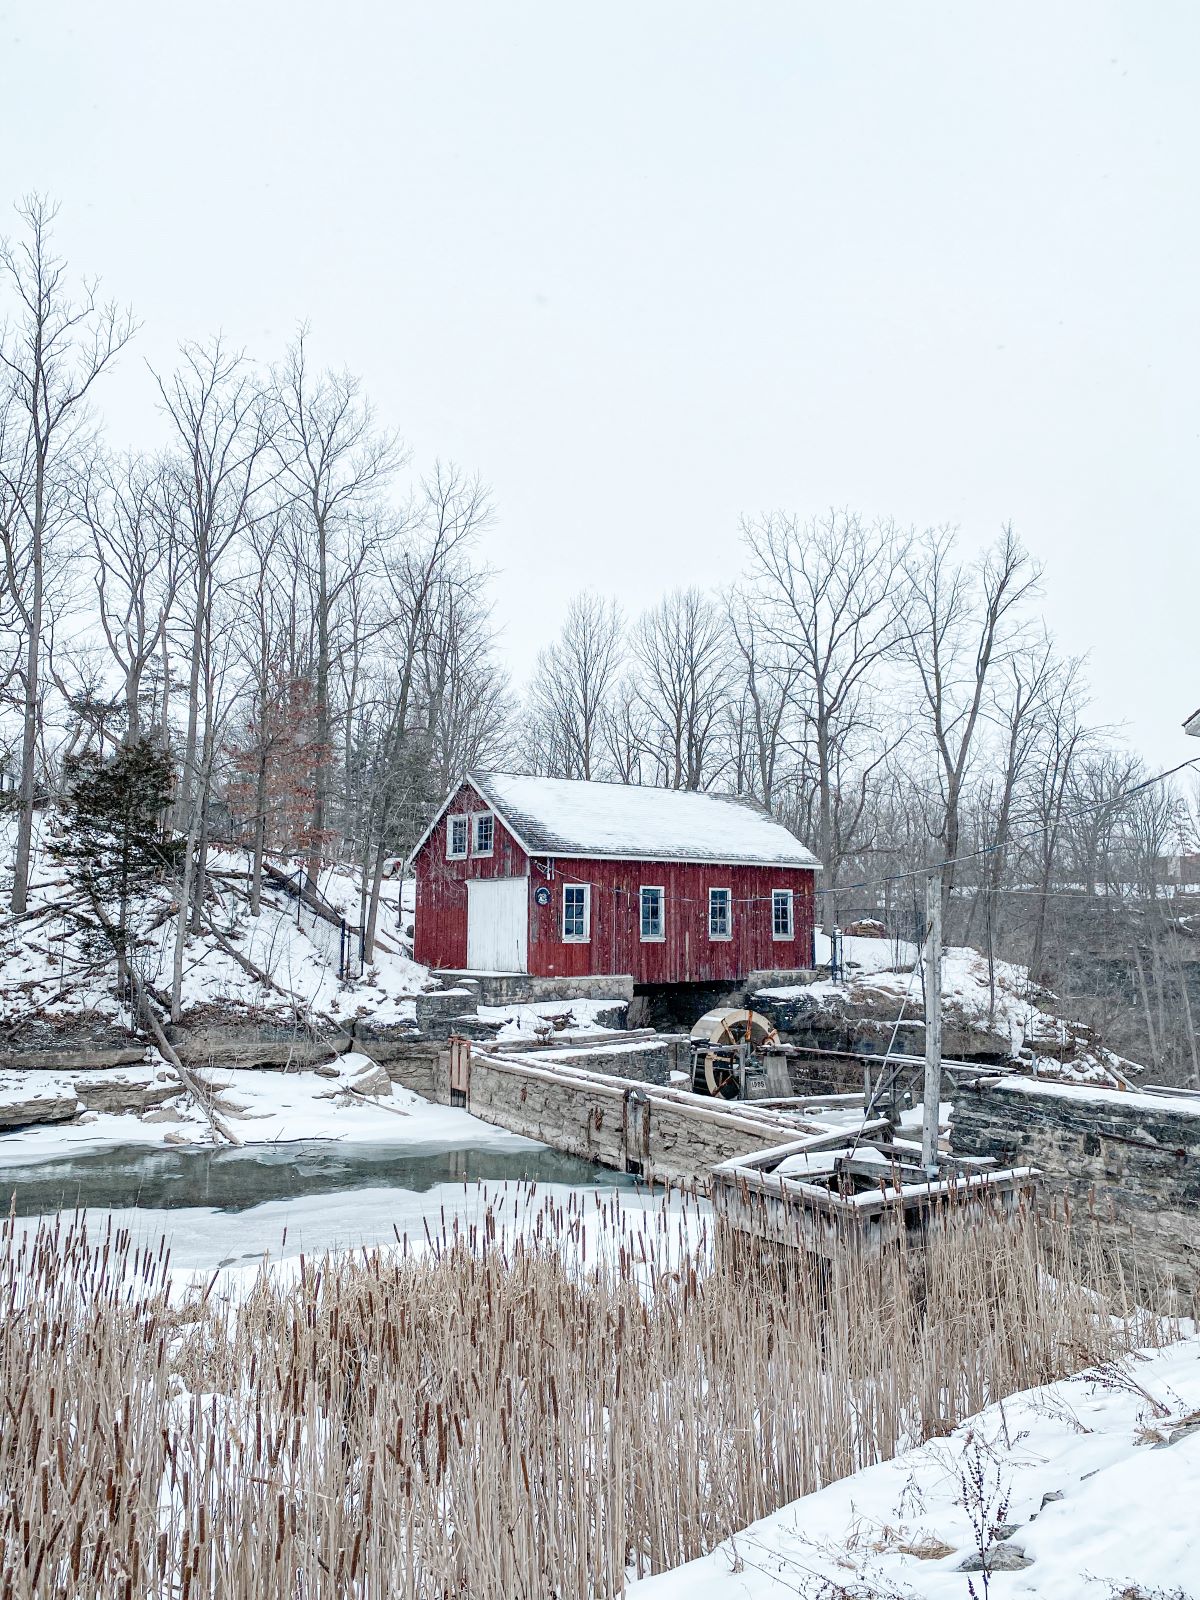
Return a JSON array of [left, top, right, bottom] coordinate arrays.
[[0, 1050, 532, 1161], [627, 1339, 1200, 1599], [0, 813, 432, 1040]]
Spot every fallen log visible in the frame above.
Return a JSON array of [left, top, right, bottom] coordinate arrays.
[[131, 973, 243, 1147]]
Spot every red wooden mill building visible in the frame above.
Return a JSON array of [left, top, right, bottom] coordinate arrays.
[[409, 772, 818, 983]]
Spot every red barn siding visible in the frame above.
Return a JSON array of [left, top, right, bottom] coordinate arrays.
[[413, 779, 816, 981], [412, 780, 530, 971]]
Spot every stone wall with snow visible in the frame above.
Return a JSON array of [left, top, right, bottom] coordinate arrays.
[[951, 1076, 1200, 1300]]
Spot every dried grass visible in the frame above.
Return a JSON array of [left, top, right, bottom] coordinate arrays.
[[0, 1189, 1180, 1597]]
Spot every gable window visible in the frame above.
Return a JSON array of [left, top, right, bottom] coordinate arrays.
[[640, 885, 665, 942], [772, 888, 795, 940], [562, 883, 591, 942], [708, 887, 732, 940], [447, 814, 469, 859], [473, 812, 495, 856]]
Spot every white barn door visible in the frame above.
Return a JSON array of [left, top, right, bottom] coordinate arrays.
[[466, 878, 529, 972]]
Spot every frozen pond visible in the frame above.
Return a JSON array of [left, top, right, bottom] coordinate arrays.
[[0, 1138, 642, 1273]]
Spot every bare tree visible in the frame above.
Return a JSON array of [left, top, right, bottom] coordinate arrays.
[[743, 510, 911, 930], [273, 332, 401, 886], [154, 338, 276, 954], [1063, 750, 1143, 897], [355, 464, 492, 958], [960, 634, 1059, 999], [725, 589, 804, 807], [419, 576, 512, 795], [631, 587, 732, 790], [227, 509, 303, 916], [1022, 655, 1090, 980], [0, 196, 135, 911], [903, 524, 1040, 910], [74, 452, 188, 743], [603, 675, 652, 784], [529, 592, 622, 779]]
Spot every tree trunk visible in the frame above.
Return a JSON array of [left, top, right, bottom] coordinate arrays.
[[11, 603, 41, 915], [178, 576, 205, 831], [10, 459, 45, 915], [159, 628, 171, 747], [817, 720, 834, 937], [307, 523, 330, 890], [250, 746, 268, 918], [124, 661, 141, 745], [364, 838, 390, 964], [171, 814, 202, 1022]]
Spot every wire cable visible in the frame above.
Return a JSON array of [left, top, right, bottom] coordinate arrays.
[[815, 754, 1200, 900]]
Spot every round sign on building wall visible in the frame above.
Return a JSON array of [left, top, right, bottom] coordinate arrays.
[[534, 885, 551, 907]]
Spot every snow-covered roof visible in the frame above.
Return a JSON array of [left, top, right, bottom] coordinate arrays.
[[462, 771, 820, 868], [1185, 707, 1200, 737]]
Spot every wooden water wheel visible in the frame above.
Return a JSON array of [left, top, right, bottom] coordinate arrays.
[[688, 1007, 780, 1099]]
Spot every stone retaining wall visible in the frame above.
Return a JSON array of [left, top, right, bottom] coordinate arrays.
[[385, 1044, 817, 1184], [951, 1076, 1200, 1301]]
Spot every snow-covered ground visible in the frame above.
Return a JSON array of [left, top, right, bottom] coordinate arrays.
[[628, 1339, 1200, 1599], [783, 930, 1046, 1053], [757, 930, 1138, 1086], [0, 813, 431, 1033], [0, 1051, 510, 1160]]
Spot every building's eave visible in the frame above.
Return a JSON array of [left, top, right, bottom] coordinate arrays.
[[525, 851, 821, 871], [407, 773, 821, 874], [1185, 708, 1200, 738]]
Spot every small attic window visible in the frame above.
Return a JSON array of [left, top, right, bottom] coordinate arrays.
[[447, 815, 469, 859], [473, 812, 495, 856]]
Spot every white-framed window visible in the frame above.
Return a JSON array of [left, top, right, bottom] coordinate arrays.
[[473, 811, 495, 856], [446, 814, 469, 859], [772, 888, 795, 940], [640, 885, 665, 942], [562, 883, 591, 942], [708, 887, 732, 940]]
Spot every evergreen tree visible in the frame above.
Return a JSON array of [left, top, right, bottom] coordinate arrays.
[[54, 739, 181, 994]]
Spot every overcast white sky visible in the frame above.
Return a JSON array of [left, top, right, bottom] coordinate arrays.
[[3, 2, 1198, 766]]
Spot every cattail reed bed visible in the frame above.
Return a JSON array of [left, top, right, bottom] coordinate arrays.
[[0, 1187, 1179, 1599]]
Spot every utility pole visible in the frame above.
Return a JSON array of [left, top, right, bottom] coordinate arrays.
[[921, 867, 943, 1176]]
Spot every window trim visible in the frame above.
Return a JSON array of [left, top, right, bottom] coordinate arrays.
[[639, 884, 666, 943], [561, 882, 591, 943], [708, 885, 733, 941], [446, 813, 469, 859], [772, 887, 795, 941], [472, 811, 495, 857]]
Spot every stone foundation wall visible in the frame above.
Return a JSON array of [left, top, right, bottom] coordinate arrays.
[[951, 1077, 1200, 1301], [415, 978, 631, 1040], [376, 1042, 442, 1100], [429, 973, 635, 1006], [533, 1039, 687, 1086]]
